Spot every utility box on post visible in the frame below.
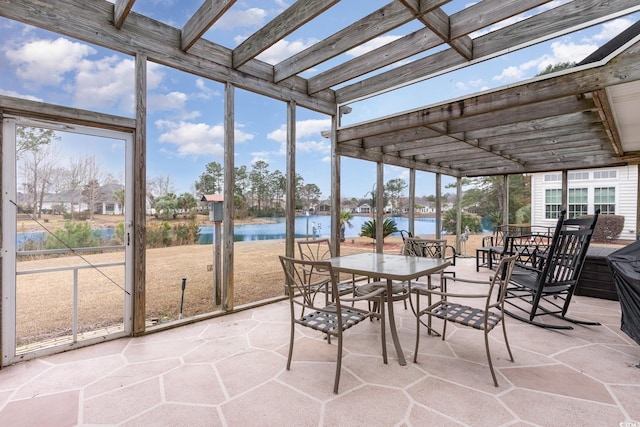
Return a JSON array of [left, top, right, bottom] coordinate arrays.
[[202, 194, 224, 222]]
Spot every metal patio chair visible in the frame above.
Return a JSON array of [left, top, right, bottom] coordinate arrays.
[[413, 254, 518, 387], [279, 255, 386, 394]]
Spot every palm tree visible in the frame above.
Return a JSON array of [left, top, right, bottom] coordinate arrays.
[[339, 210, 353, 242], [359, 218, 398, 240]]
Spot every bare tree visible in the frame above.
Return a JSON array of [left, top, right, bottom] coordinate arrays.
[[61, 156, 90, 219], [81, 155, 104, 220], [147, 174, 175, 214], [19, 143, 60, 218]]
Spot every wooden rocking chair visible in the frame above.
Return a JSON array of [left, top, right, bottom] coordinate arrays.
[[503, 209, 600, 329]]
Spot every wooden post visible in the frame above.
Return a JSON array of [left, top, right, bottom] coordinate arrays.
[[132, 53, 146, 335], [456, 177, 462, 253], [436, 173, 442, 239], [286, 101, 296, 259], [409, 168, 415, 236], [562, 170, 568, 214], [331, 113, 340, 256], [376, 162, 384, 253], [223, 82, 234, 311]]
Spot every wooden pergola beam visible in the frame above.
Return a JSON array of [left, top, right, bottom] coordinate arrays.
[[0, 0, 336, 115], [113, 0, 135, 29], [182, 0, 237, 51], [232, 0, 339, 68], [336, 0, 640, 103], [273, 1, 416, 83]]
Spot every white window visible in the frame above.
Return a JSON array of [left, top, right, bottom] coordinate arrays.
[[568, 172, 588, 180], [568, 188, 588, 218], [594, 170, 617, 179], [545, 189, 562, 219], [544, 173, 561, 182], [594, 187, 616, 214]]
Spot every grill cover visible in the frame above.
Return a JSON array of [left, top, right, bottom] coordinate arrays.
[[607, 241, 640, 346]]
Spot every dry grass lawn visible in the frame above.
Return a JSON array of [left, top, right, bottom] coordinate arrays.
[[14, 219, 485, 346]]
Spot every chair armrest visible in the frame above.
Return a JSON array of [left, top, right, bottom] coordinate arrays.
[[420, 288, 490, 299], [443, 276, 492, 286], [445, 245, 456, 266]]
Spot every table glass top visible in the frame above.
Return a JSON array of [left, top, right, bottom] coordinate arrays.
[[328, 252, 449, 281]]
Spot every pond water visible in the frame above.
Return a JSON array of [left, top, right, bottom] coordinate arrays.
[[16, 215, 440, 249], [198, 215, 438, 243]]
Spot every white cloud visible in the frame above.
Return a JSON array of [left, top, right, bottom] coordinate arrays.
[[297, 139, 330, 154], [148, 91, 189, 112], [194, 78, 220, 99], [455, 78, 486, 92], [493, 65, 525, 83], [471, 0, 571, 38], [6, 37, 96, 86], [5, 36, 167, 113], [591, 18, 634, 42], [0, 88, 42, 102], [493, 37, 598, 83], [346, 35, 403, 57], [73, 55, 135, 111], [267, 119, 331, 155], [267, 118, 330, 143], [250, 151, 271, 165], [257, 38, 318, 64], [156, 120, 254, 157], [216, 8, 266, 31]]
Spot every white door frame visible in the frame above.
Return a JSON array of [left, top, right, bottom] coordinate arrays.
[[2, 116, 134, 366]]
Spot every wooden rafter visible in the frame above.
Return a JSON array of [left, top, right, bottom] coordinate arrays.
[[182, 0, 237, 51], [273, 1, 418, 83], [232, 0, 339, 69], [336, 0, 640, 103], [592, 89, 625, 156], [113, 0, 135, 29]]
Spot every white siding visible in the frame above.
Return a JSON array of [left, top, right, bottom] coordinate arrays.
[[530, 166, 637, 241]]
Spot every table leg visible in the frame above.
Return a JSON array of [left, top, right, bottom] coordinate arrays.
[[386, 278, 406, 366]]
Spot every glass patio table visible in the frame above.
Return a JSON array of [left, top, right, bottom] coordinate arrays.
[[328, 252, 450, 366]]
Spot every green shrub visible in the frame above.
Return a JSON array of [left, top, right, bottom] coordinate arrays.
[[173, 219, 201, 245], [45, 221, 100, 249], [442, 209, 482, 235], [146, 221, 172, 248], [110, 222, 125, 245]]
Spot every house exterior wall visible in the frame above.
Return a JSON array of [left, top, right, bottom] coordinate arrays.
[[531, 165, 638, 241]]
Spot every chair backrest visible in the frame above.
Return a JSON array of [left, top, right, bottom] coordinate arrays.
[[529, 209, 600, 287], [297, 238, 333, 262], [404, 237, 447, 259], [279, 255, 340, 310], [491, 254, 519, 308]]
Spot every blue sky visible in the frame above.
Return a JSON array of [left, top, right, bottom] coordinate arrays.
[[1, 1, 638, 200]]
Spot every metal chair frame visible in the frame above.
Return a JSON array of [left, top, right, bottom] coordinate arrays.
[[279, 255, 386, 394], [414, 254, 518, 387]]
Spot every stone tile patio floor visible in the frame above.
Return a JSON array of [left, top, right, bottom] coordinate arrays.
[[1, 257, 639, 426]]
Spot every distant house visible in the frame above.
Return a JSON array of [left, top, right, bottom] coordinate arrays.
[[357, 203, 371, 214], [530, 166, 637, 241], [341, 202, 356, 213], [317, 202, 330, 213], [40, 183, 124, 215]]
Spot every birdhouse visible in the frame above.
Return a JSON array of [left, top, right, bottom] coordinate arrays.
[[201, 194, 224, 222]]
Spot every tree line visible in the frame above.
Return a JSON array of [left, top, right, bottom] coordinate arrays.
[[16, 126, 530, 230]]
